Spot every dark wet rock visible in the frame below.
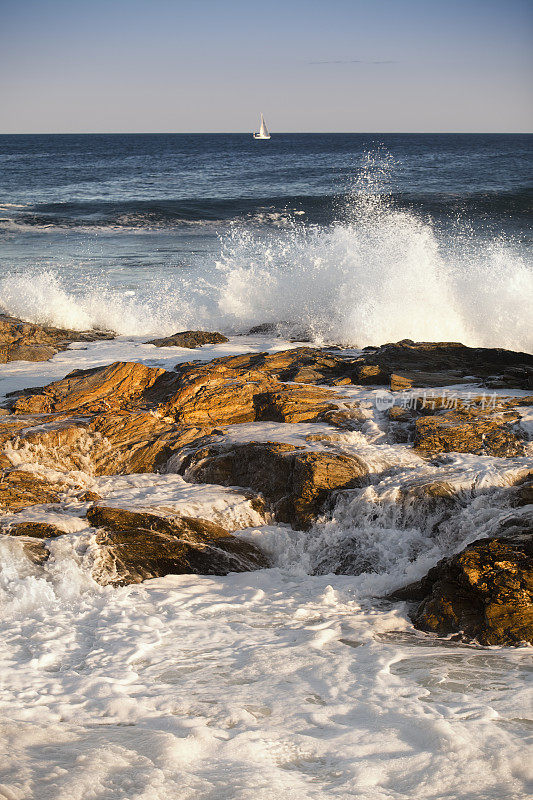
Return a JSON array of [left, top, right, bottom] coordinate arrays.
[[180, 442, 368, 529], [21, 539, 50, 565], [86, 506, 268, 585], [0, 314, 114, 364], [1, 521, 65, 538], [246, 322, 313, 341], [148, 330, 229, 349], [247, 322, 291, 336], [359, 340, 533, 390], [514, 477, 533, 507], [390, 530, 533, 645]]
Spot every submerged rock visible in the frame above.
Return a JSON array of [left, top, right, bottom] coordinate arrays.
[[391, 529, 533, 645], [147, 330, 229, 349], [87, 506, 268, 585], [0, 314, 114, 364], [21, 538, 50, 566], [180, 442, 368, 529]]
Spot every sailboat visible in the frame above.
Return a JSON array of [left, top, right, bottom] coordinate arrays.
[[253, 113, 270, 140]]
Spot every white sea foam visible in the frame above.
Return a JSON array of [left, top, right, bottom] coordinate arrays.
[[0, 155, 532, 797], [0, 333, 531, 798], [1, 184, 531, 350]]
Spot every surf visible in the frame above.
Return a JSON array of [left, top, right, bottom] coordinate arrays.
[[1, 166, 531, 351]]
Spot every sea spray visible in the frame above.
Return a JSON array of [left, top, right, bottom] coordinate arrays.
[[1, 159, 531, 349], [216, 186, 532, 350]]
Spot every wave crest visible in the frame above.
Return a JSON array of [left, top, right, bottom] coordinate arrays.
[[1, 185, 531, 349]]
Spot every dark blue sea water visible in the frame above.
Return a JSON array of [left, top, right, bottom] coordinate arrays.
[[0, 134, 531, 348]]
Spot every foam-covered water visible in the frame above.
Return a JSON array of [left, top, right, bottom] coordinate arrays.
[[0, 135, 532, 798], [0, 339, 532, 798], [0, 383, 531, 798]]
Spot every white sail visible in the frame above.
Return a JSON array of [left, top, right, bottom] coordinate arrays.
[[253, 113, 271, 139], [259, 114, 269, 137]]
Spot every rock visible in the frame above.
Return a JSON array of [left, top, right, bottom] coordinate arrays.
[[3, 411, 215, 476], [0, 469, 65, 511], [253, 385, 339, 423], [515, 480, 533, 507], [246, 322, 314, 341], [180, 442, 368, 529], [320, 407, 367, 430], [6, 346, 530, 486], [1, 521, 65, 538], [77, 490, 101, 502], [168, 341, 533, 390], [390, 374, 413, 392], [12, 361, 167, 415], [173, 347, 356, 386], [21, 539, 50, 565], [11, 356, 342, 429], [355, 365, 388, 384], [413, 402, 525, 458], [147, 330, 229, 349], [247, 322, 291, 336], [391, 531, 533, 645], [86, 414, 214, 474], [358, 340, 533, 390], [87, 506, 268, 585], [159, 370, 274, 425], [0, 314, 114, 364], [381, 394, 527, 457], [158, 362, 341, 427]]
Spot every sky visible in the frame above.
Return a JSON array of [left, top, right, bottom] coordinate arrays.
[[0, 0, 532, 133]]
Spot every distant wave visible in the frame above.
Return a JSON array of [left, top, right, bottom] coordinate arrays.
[[0, 189, 531, 231]]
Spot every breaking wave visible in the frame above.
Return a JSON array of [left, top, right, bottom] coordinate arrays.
[[1, 181, 531, 349]]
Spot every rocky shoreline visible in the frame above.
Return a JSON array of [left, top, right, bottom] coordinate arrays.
[[0, 316, 531, 646]]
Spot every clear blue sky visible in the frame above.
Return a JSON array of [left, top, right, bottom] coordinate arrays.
[[1, 0, 531, 132]]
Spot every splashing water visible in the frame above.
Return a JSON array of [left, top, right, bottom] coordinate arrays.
[[216, 186, 532, 349], [1, 157, 531, 349]]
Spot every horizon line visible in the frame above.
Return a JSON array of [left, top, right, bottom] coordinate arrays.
[[1, 130, 532, 136]]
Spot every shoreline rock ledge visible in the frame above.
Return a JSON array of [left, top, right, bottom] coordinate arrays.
[[0, 314, 115, 363], [0, 338, 532, 645]]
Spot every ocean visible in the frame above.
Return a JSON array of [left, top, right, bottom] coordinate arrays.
[[1, 133, 532, 348], [0, 134, 532, 800]]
